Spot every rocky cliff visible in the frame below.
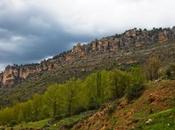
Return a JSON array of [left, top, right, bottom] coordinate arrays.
[[1, 27, 175, 88]]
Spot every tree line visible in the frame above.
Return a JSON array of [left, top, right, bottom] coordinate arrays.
[[0, 67, 145, 126]]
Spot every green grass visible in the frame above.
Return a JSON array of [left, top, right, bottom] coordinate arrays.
[[136, 108, 175, 130], [17, 118, 50, 129], [5, 118, 50, 130], [4, 111, 94, 130], [49, 111, 93, 130]]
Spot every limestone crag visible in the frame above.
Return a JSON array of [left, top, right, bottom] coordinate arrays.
[[1, 27, 175, 87], [0, 61, 56, 87]]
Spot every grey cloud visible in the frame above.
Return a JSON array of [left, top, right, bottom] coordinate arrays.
[[0, 1, 94, 68]]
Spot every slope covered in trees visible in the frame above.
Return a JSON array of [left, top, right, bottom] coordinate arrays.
[[0, 67, 145, 126]]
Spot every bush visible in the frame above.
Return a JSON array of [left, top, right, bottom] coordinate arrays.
[[144, 56, 161, 80], [126, 67, 145, 101], [165, 64, 175, 79], [109, 70, 131, 99], [126, 83, 144, 101], [9, 120, 17, 127]]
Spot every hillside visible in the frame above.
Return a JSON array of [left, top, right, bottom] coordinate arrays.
[[3, 80, 175, 130], [1, 27, 175, 107], [1, 27, 175, 88], [72, 80, 175, 130]]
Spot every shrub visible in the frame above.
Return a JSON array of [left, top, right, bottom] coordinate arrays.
[[126, 67, 145, 101], [109, 70, 131, 99], [144, 56, 161, 80], [126, 83, 144, 101], [9, 120, 17, 127], [165, 64, 175, 79]]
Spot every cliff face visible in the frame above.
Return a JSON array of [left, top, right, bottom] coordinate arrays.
[[0, 61, 55, 87], [1, 27, 175, 88]]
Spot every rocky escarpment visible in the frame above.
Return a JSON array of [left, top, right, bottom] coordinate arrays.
[[1, 27, 175, 88], [0, 62, 55, 87]]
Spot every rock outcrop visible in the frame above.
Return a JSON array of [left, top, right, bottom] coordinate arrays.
[[1, 27, 175, 88]]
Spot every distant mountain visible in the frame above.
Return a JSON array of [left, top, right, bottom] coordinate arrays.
[[1, 27, 175, 88], [1, 27, 175, 107]]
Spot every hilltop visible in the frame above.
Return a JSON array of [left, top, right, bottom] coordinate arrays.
[[1, 27, 175, 88], [0, 27, 175, 108]]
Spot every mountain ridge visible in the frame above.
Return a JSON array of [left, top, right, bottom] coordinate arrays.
[[1, 27, 175, 88]]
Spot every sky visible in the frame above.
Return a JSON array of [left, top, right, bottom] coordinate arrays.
[[0, 0, 175, 71]]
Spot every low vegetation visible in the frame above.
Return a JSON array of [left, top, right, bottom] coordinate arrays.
[[0, 67, 145, 126]]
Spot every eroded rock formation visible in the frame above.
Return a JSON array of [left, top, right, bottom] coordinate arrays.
[[1, 27, 175, 87]]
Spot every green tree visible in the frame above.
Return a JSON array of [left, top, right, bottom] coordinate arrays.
[[145, 56, 161, 80], [109, 70, 131, 99], [63, 79, 81, 116], [31, 94, 43, 120], [126, 67, 145, 101], [96, 72, 103, 106], [21, 100, 33, 122], [100, 70, 111, 101], [44, 84, 64, 118], [83, 72, 104, 109]]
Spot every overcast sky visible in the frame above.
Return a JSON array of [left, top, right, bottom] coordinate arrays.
[[0, 0, 175, 71]]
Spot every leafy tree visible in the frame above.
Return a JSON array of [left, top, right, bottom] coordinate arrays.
[[96, 72, 102, 102], [21, 100, 33, 122], [126, 67, 145, 101], [83, 71, 107, 109], [44, 84, 64, 117], [31, 94, 43, 120], [109, 70, 131, 99], [63, 79, 81, 116], [100, 70, 111, 101], [82, 73, 98, 109], [145, 56, 161, 80], [0, 107, 14, 125]]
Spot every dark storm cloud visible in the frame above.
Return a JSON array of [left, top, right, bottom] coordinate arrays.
[[0, 1, 93, 69]]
